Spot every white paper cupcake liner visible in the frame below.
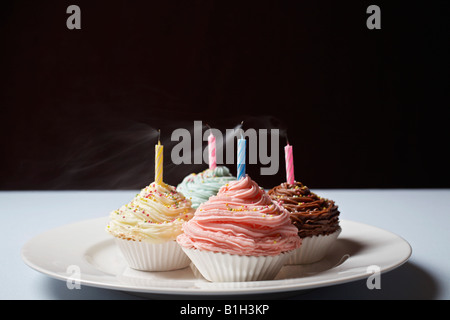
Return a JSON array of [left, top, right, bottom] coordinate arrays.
[[182, 247, 294, 282], [287, 228, 341, 265], [115, 238, 191, 271]]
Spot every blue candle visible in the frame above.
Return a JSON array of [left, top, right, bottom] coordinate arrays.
[[237, 137, 246, 180]]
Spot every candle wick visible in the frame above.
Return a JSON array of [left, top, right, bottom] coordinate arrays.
[[240, 121, 244, 139], [206, 123, 213, 136], [158, 129, 161, 144]]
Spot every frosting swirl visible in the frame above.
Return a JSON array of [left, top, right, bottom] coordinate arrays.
[[107, 182, 195, 243], [177, 166, 236, 208], [268, 182, 340, 238], [177, 175, 302, 256]]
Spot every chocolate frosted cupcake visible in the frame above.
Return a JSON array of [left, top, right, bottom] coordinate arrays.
[[268, 181, 341, 264]]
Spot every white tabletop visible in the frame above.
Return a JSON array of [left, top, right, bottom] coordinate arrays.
[[1, 189, 448, 300]]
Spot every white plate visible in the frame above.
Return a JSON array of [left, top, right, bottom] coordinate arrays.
[[21, 217, 411, 297]]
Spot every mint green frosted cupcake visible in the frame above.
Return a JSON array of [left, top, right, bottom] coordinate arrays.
[[177, 166, 236, 209]]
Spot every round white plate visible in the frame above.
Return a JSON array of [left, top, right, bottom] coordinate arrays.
[[21, 217, 411, 297]]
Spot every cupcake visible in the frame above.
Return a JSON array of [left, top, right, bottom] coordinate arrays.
[[268, 181, 341, 264], [176, 166, 236, 209], [106, 181, 195, 271], [177, 175, 302, 282]]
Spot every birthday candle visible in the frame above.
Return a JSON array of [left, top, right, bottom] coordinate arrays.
[[237, 137, 246, 180], [208, 131, 217, 170], [285, 143, 295, 184], [155, 134, 163, 184]]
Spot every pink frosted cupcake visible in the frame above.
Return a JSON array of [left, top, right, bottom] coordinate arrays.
[[177, 175, 302, 282]]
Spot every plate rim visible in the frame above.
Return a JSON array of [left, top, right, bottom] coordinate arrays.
[[21, 217, 412, 296]]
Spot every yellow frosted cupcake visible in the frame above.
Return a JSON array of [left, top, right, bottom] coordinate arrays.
[[107, 181, 195, 271]]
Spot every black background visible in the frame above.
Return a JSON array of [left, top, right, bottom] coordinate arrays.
[[1, 0, 449, 190]]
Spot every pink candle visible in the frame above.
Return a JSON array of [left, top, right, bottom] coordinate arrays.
[[285, 144, 295, 184], [208, 131, 217, 170]]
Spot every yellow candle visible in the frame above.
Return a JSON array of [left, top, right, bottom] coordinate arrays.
[[155, 133, 163, 184]]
